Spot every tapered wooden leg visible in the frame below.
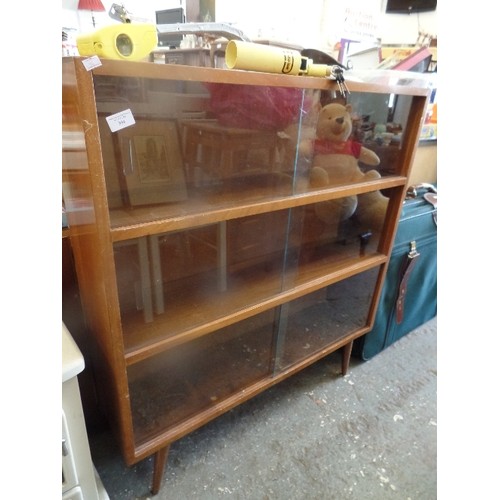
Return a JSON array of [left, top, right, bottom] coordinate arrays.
[[151, 445, 170, 495], [341, 341, 353, 376]]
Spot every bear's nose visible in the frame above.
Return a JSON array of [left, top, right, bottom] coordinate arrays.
[[335, 117, 344, 125]]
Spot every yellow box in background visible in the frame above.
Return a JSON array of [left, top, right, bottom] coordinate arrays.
[[77, 23, 158, 61]]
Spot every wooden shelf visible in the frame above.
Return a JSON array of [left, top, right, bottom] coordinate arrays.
[[122, 252, 386, 364], [62, 56, 430, 492], [109, 175, 407, 241], [129, 265, 380, 450]]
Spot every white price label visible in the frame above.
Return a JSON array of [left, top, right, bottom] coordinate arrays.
[[106, 109, 136, 132], [82, 55, 102, 71]]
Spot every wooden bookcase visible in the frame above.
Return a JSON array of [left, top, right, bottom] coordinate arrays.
[[62, 57, 429, 494]]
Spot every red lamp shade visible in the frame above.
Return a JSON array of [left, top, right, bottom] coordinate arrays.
[[78, 0, 105, 27], [77, 0, 105, 11]]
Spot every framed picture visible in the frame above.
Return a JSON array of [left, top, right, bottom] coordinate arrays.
[[115, 119, 187, 206]]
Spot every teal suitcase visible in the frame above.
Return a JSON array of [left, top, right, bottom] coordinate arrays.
[[354, 184, 437, 360]]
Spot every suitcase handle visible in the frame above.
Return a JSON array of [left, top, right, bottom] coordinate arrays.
[[406, 183, 437, 226], [396, 241, 421, 324], [406, 183, 437, 199]]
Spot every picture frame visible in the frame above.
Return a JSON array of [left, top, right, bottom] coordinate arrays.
[[115, 119, 187, 207]]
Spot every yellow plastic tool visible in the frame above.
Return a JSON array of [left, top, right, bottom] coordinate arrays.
[[225, 40, 331, 77], [77, 23, 158, 61]]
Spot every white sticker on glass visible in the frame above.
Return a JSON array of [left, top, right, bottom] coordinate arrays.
[[106, 109, 136, 132]]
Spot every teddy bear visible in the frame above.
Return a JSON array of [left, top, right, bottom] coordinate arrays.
[[303, 102, 389, 237]]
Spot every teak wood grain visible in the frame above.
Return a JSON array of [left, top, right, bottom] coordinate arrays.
[[62, 56, 430, 491]]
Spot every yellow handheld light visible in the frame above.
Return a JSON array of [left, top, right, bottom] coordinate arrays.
[[225, 40, 332, 77], [77, 23, 158, 61]]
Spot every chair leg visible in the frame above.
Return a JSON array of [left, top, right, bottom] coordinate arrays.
[[151, 445, 170, 495], [341, 341, 353, 376]]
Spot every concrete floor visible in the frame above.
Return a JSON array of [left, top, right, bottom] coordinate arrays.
[[89, 317, 437, 500]]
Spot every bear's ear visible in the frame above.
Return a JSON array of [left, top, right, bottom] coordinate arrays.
[[345, 104, 353, 114]]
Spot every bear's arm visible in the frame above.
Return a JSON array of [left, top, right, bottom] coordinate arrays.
[[359, 147, 380, 166]]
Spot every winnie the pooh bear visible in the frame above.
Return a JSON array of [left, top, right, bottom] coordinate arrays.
[[305, 102, 389, 236]]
